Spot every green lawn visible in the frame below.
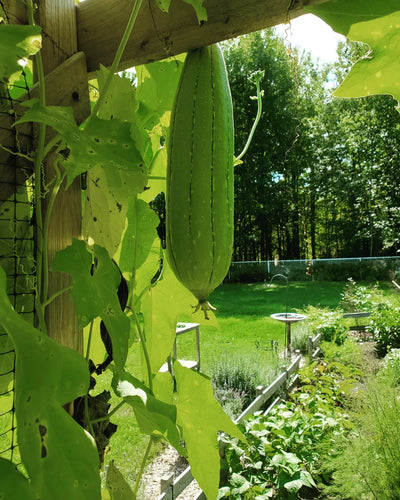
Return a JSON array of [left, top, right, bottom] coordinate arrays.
[[97, 279, 397, 490], [175, 280, 347, 375]]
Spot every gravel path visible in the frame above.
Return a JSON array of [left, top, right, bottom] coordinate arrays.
[[140, 445, 202, 499]]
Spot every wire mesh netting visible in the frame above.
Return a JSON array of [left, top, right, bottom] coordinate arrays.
[[0, 69, 35, 466]]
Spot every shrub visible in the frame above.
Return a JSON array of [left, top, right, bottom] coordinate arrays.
[[211, 357, 261, 419], [367, 306, 400, 357], [302, 306, 348, 346], [339, 277, 377, 312]]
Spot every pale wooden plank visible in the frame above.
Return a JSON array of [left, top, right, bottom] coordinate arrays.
[[37, 0, 91, 353], [76, 0, 331, 75]]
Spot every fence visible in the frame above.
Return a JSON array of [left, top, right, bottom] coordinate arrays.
[[226, 256, 400, 283], [158, 332, 322, 500]]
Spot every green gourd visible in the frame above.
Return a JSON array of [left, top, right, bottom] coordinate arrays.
[[166, 43, 234, 317]]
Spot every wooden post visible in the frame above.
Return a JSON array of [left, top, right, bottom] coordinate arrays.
[[37, 1, 91, 353]]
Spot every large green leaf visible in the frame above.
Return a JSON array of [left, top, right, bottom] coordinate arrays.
[[51, 240, 130, 370], [112, 371, 185, 454], [0, 267, 100, 500], [136, 58, 184, 131], [141, 262, 197, 376], [307, 0, 400, 104], [0, 458, 36, 500], [0, 25, 41, 84], [16, 100, 146, 188], [83, 68, 150, 256], [173, 361, 246, 500]]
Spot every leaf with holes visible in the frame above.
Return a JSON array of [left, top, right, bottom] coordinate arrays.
[[51, 239, 130, 370], [0, 25, 41, 84], [83, 165, 129, 257], [173, 361, 246, 500], [16, 100, 147, 188], [0, 267, 100, 499]]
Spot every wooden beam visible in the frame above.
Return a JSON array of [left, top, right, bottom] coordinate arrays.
[[77, 0, 331, 76]]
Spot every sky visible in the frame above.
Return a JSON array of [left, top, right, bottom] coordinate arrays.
[[274, 14, 346, 64]]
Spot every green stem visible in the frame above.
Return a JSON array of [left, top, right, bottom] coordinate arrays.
[[41, 134, 62, 160], [90, 0, 144, 119], [27, 0, 48, 333], [84, 392, 95, 438], [133, 437, 154, 496], [236, 80, 263, 162], [133, 308, 153, 392], [90, 401, 126, 424], [42, 285, 72, 308], [85, 320, 94, 362], [42, 161, 66, 306], [127, 196, 139, 311]]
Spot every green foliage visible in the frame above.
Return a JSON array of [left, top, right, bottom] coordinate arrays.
[[211, 357, 263, 419], [339, 277, 377, 311], [319, 339, 363, 372], [103, 460, 136, 499], [324, 380, 400, 500], [52, 241, 130, 370], [294, 359, 361, 410], [302, 306, 348, 346], [308, 0, 400, 103], [0, 267, 100, 499], [0, 24, 41, 84], [367, 305, 400, 356], [17, 100, 147, 189], [220, 380, 349, 499], [378, 348, 400, 386], [174, 361, 246, 500]]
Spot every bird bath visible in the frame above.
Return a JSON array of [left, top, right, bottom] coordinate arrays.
[[270, 313, 307, 357]]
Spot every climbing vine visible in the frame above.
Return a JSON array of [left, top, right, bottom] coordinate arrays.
[[0, 0, 399, 498]]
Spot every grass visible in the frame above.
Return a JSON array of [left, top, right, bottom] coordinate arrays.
[[94, 280, 398, 489], [176, 280, 347, 374]]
